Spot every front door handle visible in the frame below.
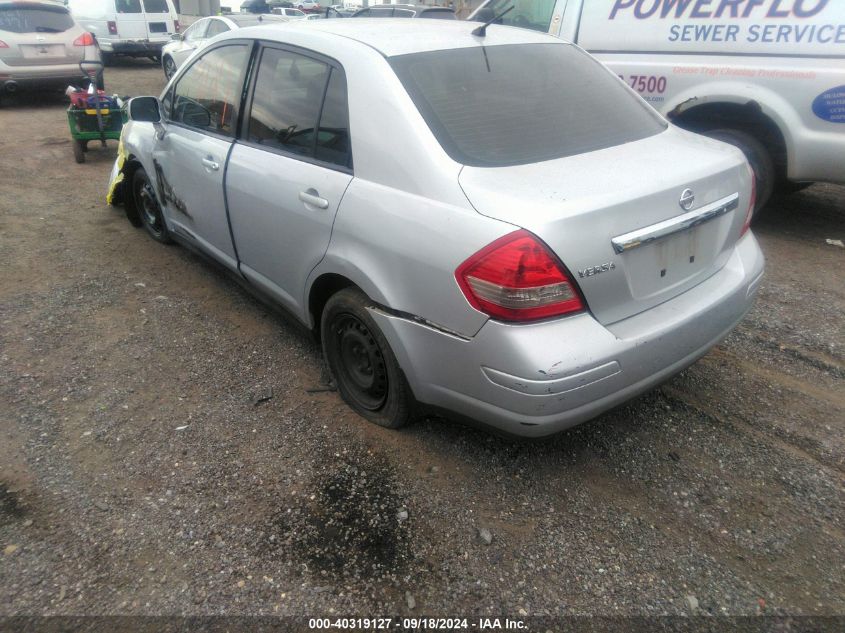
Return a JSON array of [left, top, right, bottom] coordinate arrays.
[[299, 188, 329, 210], [201, 157, 219, 171]]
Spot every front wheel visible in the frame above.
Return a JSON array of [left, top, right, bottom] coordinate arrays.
[[702, 128, 775, 214], [132, 167, 172, 244], [163, 55, 177, 80], [321, 288, 413, 429]]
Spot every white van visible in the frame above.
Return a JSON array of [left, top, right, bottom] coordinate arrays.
[[472, 0, 845, 207], [67, 0, 179, 63]]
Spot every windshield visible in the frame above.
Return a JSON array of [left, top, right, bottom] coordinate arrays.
[[0, 5, 75, 33], [390, 43, 666, 168], [476, 0, 556, 33]]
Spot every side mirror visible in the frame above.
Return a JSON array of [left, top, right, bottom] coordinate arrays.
[[127, 96, 161, 123], [170, 32, 183, 41]]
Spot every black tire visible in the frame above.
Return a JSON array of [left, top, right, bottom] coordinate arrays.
[[100, 52, 113, 66], [702, 128, 775, 214], [73, 139, 86, 164], [321, 288, 413, 429], [163, 55, 177, 80], [149, 54, 161, 64], [132, 168, 172, 244], [778, 181, 814, 195]]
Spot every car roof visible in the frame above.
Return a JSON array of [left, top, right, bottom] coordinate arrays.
[[225, 13, 288, 26], [236, 19, 564, 57]]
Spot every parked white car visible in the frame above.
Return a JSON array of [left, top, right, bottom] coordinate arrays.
[[161, 13, 287, 78], [110, 20, 764, 437], [472, 0, 845, 208], [271, 7, 307, 19], [67, 0, 179, 64], [296, 1, 321, 10]]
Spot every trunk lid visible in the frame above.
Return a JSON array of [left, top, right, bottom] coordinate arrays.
[[458, 127, 752, 326]]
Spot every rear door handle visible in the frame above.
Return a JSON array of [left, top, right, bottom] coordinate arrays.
[[201, 157, 219, 171], [299, 189, 329, 210]]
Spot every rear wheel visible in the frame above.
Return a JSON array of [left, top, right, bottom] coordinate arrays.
[[702, 128, 775, 214], [132, 168, 172, 244], [321, 288, 413, 429], [100, 52, 113, 66], [73, 139, 86, 164]]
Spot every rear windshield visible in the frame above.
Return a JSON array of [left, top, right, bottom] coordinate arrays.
[[390, 43, 666, 167], [0, 5, 74, 33]]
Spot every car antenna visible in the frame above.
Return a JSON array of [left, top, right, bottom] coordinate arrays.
[[472, 5, 513, 37]]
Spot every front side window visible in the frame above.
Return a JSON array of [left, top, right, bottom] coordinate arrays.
[[247, 47, 351, 169], [183, 19, 208, 43], [205, 19, 230, 38], [171, 44, 249, 137], [390, 43, 666, 167], [0, 5, 74, 33]]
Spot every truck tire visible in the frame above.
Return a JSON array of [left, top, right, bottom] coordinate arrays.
[[703, 128, 775, 214]]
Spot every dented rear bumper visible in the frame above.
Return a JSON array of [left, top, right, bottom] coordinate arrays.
[[370, 232, 765, 437]]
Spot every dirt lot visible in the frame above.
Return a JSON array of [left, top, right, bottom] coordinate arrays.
[[1, 59, 843, 622]]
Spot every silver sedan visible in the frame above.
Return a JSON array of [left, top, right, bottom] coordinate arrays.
[[160, 13, 288, 79], [109, 19, 765, 437]]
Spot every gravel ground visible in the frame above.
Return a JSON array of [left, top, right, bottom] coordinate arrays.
[[0, 59, 843, 621]]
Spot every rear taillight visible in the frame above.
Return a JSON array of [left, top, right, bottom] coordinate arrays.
[[456, 230, 585, 322], [107, 20, 118, 35], [0, 40, 8, 48], [73, 32, 95, 46], [740, 162, 756, 237], [174, 19, 181, 33]]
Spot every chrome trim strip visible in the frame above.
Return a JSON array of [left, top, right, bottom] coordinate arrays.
[[611, 192, 740, 255]]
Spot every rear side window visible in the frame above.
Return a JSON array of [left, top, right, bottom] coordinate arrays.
[[390, 43, 666, 167], [420, 9, 455, 19], [143, 0, 170, 13], [116, 0, 142, 13], [171, 44, 250, 137], [0, 5, 74, 33], [247, 47, 351, 169]]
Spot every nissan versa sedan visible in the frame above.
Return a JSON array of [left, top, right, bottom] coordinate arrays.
[[107, 20, 765, 437]]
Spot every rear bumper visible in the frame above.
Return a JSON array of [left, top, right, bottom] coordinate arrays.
[[0, 62, 86, 89], [100, 40, 166, 55], [371, 233, 765, 438]]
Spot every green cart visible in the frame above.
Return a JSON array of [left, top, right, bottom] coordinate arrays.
[[67, 101, 125, 163], [66, 59, 124, 164]]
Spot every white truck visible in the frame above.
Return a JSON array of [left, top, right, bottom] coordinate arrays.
[[472, 0, 845, 207]]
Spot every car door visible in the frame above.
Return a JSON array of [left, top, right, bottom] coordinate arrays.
[[114, 0, 148, 41], [171, 17, 207, 66], [152, 41, 251, 271], [225, 44, 353, 317]]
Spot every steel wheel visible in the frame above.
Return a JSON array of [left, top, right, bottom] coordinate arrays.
[[163, 56, 177, 80], [321, 288, 413, 429], [132, 168, 172, 244], [333, 314, 388, 411]]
